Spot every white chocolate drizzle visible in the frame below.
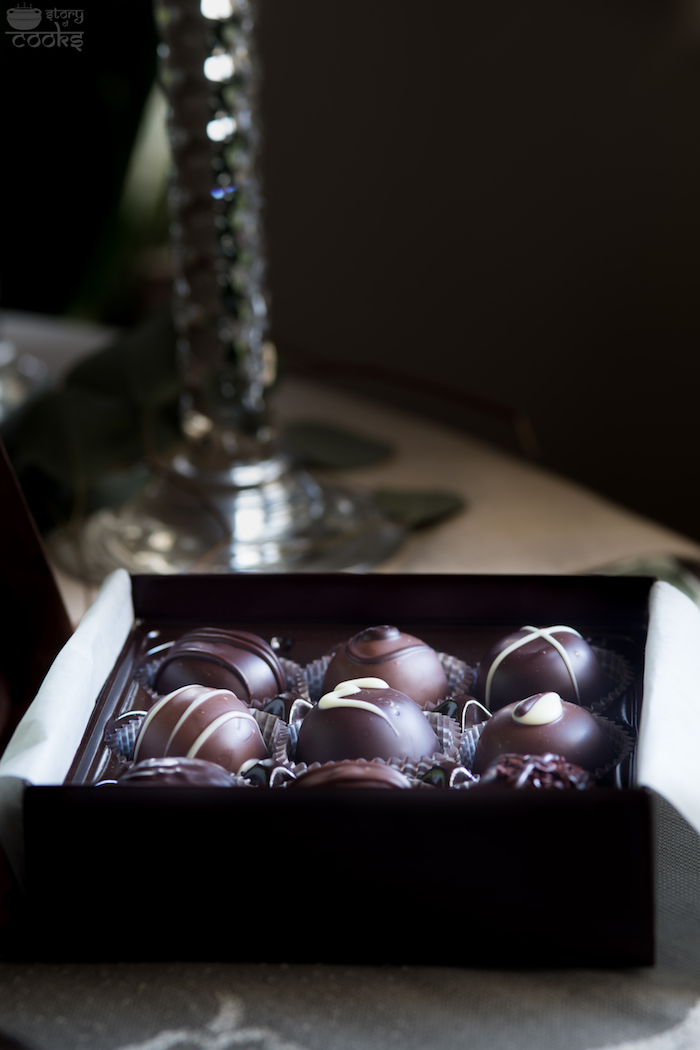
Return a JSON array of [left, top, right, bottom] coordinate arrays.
[[484, 625, 583, 709], [186, 709, 259, 766], [334, 678, 390, 691], [512, 691, 563, 725], [134, 686, 253, 762], [164, 688, 240, 755], [317, 679, 400, 737], [134, 685, 195, 762]]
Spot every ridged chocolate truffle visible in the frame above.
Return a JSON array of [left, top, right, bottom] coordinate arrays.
[[296, 678, 442, 765], [134, 685, 268, 774], [474, 625, 608, 712], [288, 760, 412, 789], [154, 628, 286, 703], [321, 625, 448, 708], [472, 692, 613, 775]]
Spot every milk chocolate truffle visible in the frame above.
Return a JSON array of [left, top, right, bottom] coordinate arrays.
[[118, 756, 238, 787], [477, 753, 592, 790], [154, 628, 286, 702], [321, 625, 448, 708], [472, 692, 613, 775], [288, 760, 412, 789], [295, 678, 442, 765], [134, 685, 268, 774], [474, 625, 608, 712]]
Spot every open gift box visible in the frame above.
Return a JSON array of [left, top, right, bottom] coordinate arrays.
[[3, 553, 699, 968], [2, 435, 700, 967]]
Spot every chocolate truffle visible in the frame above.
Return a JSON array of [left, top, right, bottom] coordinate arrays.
[[134, 684, 268, 774], [295, 678, 442, 765], [472, 692, 613, 775], [477, 752, 593, 790], [321, 625, 448, 708], [474, 625, 608, 712], [153, 628, 286, 702], [118, 756, 238, 787], [288, 760, 412, 789]]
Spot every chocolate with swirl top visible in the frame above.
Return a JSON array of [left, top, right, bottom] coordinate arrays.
[[296, 678, 442, 765], [472, 691, 613, 774], [154, 627, 286, 703], [321, 626, 448, 708]]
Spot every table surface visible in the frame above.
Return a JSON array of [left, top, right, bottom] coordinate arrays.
[[6, 319, 700, 1050], [51, 373, 700, 625]]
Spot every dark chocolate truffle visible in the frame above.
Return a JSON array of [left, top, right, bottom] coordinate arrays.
[[472, 692, 613, 774], [474, 625, 608, 712], [134, 684, 268, 774], [118, 756, 238, 787], [288, 760, 412, 789], [321, 625, 448, 708], [153, 628, 286, 702], [476, 752, 593, 790], [295, 678, 442, 765]]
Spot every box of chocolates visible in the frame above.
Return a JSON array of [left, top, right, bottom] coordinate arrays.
[[1, 568, 668, 966]]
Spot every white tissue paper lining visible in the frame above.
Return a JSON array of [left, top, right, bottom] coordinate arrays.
[[635, 580, 700, 835]]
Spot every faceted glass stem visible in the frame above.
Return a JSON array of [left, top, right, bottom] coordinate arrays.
[[157, 0, 272, 448], [49, 0, 406, 580]]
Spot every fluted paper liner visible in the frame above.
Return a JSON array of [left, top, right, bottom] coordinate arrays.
[[589, 645, 633, 714]]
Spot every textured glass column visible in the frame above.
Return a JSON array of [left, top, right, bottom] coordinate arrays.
[[159, 0, 272, 453], [51, 0, 405, 579]]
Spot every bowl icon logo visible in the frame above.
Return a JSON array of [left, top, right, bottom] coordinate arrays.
[[6, 5, 43, 29]]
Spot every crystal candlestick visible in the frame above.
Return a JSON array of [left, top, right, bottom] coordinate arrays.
[[51, 0, 404, 580]]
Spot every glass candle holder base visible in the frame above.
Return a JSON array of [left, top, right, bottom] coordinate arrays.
[[49, 453, 406, 582]]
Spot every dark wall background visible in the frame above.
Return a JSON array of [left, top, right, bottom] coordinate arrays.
[[258, 0, 700, 541], [2, 1, 700, 540]]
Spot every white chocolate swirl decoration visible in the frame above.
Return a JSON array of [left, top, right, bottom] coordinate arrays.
[[183, 711, 257, 759], [317, 679, 400, 737], [511, 691, 564, 725], [484, 625, 583, 709]]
